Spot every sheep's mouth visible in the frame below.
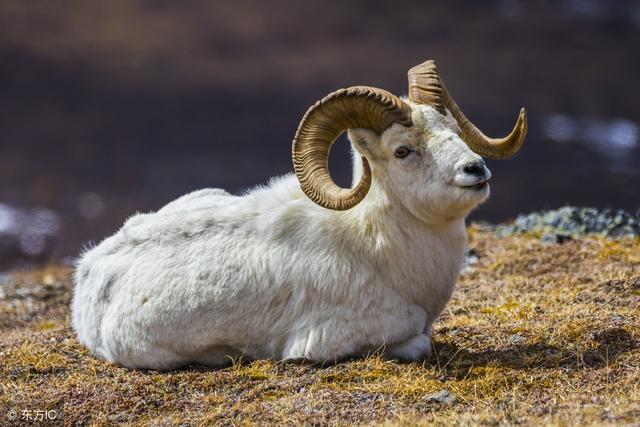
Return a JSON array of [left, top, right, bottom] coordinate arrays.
[[460, 180, 489, 191]]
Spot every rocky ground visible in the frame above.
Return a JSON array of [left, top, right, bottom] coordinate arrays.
[[0, 210, 639, 425]]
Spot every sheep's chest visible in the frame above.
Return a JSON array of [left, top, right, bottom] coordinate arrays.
[[394, 222, 467, 319]]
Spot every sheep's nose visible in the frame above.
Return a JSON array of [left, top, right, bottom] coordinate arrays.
[[462, 160, 487, 178]]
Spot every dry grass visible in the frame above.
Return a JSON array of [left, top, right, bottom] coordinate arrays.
[[1, 227, 639, 426]]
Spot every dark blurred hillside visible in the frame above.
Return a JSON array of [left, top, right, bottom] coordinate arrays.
[[1, 0, 639, 268]]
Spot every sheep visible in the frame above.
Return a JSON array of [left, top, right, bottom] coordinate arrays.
[[71, 60, 527, 369]]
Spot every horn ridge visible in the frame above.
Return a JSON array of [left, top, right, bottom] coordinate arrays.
[[407, 59, 445, 114]]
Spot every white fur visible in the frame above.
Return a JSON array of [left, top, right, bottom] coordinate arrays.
[[71, 104, 490, 369]]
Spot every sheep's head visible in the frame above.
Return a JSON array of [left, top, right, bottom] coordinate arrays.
[[292, 60, 527, 222]]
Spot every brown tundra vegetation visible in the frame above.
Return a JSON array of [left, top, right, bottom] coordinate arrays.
[[1, 225, 638, 425]]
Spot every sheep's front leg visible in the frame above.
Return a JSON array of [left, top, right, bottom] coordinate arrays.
[[282, 303, 429, 362], [385, 334, 431, 361]]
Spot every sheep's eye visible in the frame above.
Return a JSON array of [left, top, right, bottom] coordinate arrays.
[[394, 146, 411, 159]]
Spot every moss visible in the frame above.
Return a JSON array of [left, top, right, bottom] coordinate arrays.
[[230, 360, 273, 381], [2, 342, 71, 375], [480, 300, 535, 320], [33, 319, 64, 332]]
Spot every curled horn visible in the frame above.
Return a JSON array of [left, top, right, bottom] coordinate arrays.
[[441, 80, 527, 159], [292, 86, 412, 210], [408, 59, 527, 159]]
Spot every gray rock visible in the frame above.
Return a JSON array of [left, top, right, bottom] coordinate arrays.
[[462, 248, 480, 272], [541, 233, 572, 244], [425, 389, 457, 404], [508, 333, 525, 345]]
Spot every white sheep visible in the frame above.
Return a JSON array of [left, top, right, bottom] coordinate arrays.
[[71, 60, 527, 369]]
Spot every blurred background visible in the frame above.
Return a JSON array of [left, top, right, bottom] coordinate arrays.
[[1, 0, 639, 271]]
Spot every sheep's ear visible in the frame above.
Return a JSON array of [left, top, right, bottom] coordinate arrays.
[[348, 128, 380, 159]]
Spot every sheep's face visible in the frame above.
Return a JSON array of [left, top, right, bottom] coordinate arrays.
[[348, 104, 491, 224]]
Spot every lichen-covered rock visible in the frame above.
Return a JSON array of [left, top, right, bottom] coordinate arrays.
[[493, 207, 640, 238]]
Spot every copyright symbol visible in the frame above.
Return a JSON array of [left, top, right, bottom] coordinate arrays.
[[7, 410, 17, 420]]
